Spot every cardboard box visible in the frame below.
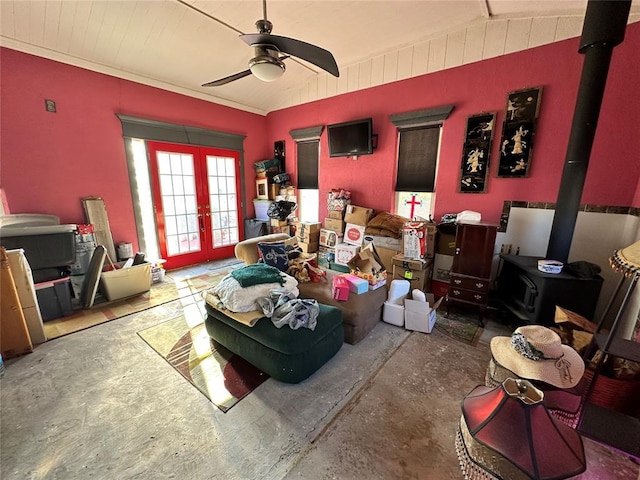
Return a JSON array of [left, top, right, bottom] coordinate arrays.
[[436, 231, 457, 255], [271, 225, 291, 235], [270, 219, 288, 227], [344, 223, 366, 246], [433, 253, 454, 282], [404, 293, 443, 333], [392, 254, 433, 292], [329, 262, 350, 273], [298, 242, 319, 253], [392, 254, 429, 271], [100, 262, 151, 301], [374, 246, 401, 273], [324, 217, 345, 233], [347, 243, 387, 286], [332, 275, 350, 301], [344, 205, 374, 226], [319, 229, 343, 247], [369, 276, 388, 290], [293, 222, 321, 234], [317, 248, 335, 268], [335, 242, 360, 265], [343, 274, 369, 294], [296, 230, 320, 244], [327, 210, 344, 220], [403, 221, 436, 259]]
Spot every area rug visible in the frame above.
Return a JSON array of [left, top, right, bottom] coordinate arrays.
[[43, 266, 238, 340], [138, 315, 268, 412], [434, 309, 483, 346]]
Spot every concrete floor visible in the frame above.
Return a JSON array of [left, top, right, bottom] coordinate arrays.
[[2, 263, 639, 480]]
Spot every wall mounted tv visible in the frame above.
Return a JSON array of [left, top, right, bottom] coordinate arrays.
[[327, 118, 373, 157]]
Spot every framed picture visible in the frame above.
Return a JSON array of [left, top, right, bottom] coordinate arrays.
[[458, 112, 496, 193], [497, 87, 542, 177]]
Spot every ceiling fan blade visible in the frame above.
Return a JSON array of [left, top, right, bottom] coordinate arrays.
[[202, 69, 252, 87], [241, 33, 339, 77]]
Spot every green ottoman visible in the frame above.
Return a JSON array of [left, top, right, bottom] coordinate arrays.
[[204, 303, 344, 384]]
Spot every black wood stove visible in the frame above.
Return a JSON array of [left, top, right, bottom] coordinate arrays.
[[498, 255, 603, 326]]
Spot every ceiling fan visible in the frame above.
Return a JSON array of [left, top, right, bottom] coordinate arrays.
[[201, 0, 339, 87]]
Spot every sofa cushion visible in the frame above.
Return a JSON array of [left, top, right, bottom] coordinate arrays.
[[235, 233, 290, 265], [258, 241, 288, 271]]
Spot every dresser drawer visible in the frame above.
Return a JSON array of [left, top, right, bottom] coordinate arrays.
[[447, 287, 488, 305], [449, 274, 490, 292]]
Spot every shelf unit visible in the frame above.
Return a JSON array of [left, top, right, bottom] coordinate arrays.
[[577, 268, 640, 458]]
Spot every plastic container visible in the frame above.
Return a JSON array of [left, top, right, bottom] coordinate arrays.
[[151, 265, 165, 283], [100, 262, 151, 301], [35, 277, 73, 321], [538, 260, 563, 274], [253, 199, 273, 221]]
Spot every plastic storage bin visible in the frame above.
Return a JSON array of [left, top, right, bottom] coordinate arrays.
[[100, 262, 151, 301], [253, 199, 273, 221], [35, 277, 73, 321]]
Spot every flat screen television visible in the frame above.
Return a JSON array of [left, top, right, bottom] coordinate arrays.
[[327, 118, 373, 157]]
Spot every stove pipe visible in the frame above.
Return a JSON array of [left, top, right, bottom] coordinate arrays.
[[546, 0, 631, 262]]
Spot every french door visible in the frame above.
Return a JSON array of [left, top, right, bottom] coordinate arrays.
[[146, 141, 242, 270]]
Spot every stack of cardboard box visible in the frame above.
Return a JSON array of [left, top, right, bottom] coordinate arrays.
[[389, 220, 438, 295], [328, 205, 374, 270], [293, 222, 321, 253]]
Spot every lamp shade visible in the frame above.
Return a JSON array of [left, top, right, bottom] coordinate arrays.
[[249, 56, 285, 82], [456, 378, 586, 480]]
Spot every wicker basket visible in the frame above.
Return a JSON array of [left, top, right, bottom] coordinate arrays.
[[583, 367, 640, 417]]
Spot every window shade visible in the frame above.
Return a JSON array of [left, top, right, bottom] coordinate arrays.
[[396, 126, 441, 192], [297, 140, 319, 189]]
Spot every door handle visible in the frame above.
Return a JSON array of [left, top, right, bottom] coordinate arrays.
[[198, 213, 205, 232]]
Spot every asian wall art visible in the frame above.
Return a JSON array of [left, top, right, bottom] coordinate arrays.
[[497, 87, 542, 177], [459, 112, 496, 193]]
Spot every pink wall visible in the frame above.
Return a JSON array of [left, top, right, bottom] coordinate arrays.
[[267, 23, 640, 224], [1, 23, 639, 254], [0, 48, 269, 249]]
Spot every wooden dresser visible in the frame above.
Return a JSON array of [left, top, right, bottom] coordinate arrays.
[[445, 222, 498, 325]]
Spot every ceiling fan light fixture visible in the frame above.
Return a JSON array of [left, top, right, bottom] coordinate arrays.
[[249, 55, 285, 82]]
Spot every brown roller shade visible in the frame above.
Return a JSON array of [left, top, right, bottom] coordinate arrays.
[[297, 140, 319, 189], [395, 126, 440, 192]]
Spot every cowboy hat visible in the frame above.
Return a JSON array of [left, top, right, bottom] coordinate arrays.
[[490, 325, 585, 389]]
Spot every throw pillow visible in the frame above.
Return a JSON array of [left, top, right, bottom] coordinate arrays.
[[258, 241, 289, 272]]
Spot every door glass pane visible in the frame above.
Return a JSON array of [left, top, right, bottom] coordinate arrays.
[[156, 151, 201, 256], [170, 154, 182, 174], [162, 196, 175, 215], [157, 153, 171, 174], [185, 195, 197, 214], [174, 196, 186, 215], [207, 155, 238, 248], [217, 176, 228, 194], [184, 175, 195, 195]]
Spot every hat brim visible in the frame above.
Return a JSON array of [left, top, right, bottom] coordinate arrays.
[[490, 336, 585, 389]]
